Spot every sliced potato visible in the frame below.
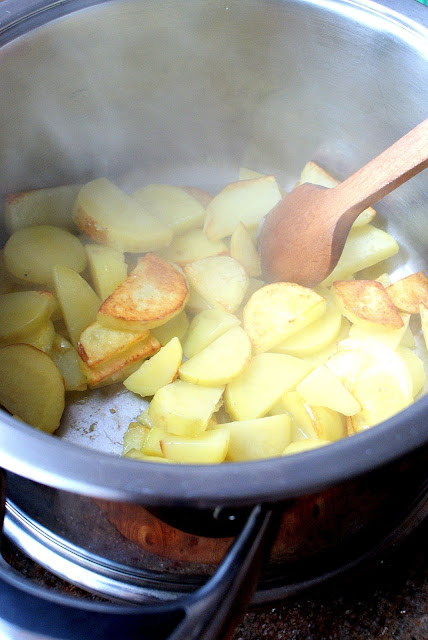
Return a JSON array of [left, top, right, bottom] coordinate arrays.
[[124, 336, 182, 397], [179, 326, 251, 386], [132, 184, 205, 234], [0, 290, 56, 343], [182, 309, 240, 359], [53, 265, 101, 348], [243, 282, 326, 353], [22, 320, 55, 353], [142, 426, 169, 457], [122, 422, 150, 455], [0, 252, 17, 294], [184, 256, 248, 313], [322, 224, 399, 286], [98, 253, 189, 332], [333, 280, 403, 328], [73, 178, 172, 253], [0, 343, 64, 433], [5, 184, 81, 234], [158, 228, 228, 266], [203, 176, 282, 240], [283, 439, 330, 455], [50, 341, 87, 391], [421, 304, 428, 351], [397, 347, 425, 397], [78, 321, 149, 368], [85, 244, 127, 301], [219, 415, 292, 462], [181, 186, 213, 207], [148, 380, 224, 436], [224, 353, 313, 420], [3, 225, 87, 285], [160, 428, 230, 464], [386, 271, 428, 314], [151, 310, 189, 347], [230, 222, 261, 277], [280, 391, 346, 441], [185, 287, 213, 314], [348, 312, 410, 349], [296, 365, 361, 416]]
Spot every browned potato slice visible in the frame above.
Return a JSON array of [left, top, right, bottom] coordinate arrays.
[[97, 254, 189, 332], [333, 280, 403, 328], [386, 271, 428, 314], [78, 321, 149, 368], [0, 343, 65, 433]]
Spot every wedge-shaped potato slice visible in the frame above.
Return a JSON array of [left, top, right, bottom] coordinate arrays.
[[148, 380, 224, 436], [230, 222, 261, 277], [125, 451, 173, 462], [273, 294, 342, 357], [397, 347, 425, 398], [243, 283, 326, 353], [73, 178, 172, 253], [85, 244, 127, 301], [280, 391, 346, 441], [348, 312, 410, 349], [203, 176, 282, 240], [181, 186, 213, 208], [183, 309, 240, 359], [296, 365, 361, 416], [98, 253, 189, 332], [0, 344, 64, 433], [218, 415, 292, 462], [50, 336, 87, 391], [4, 225, 87, 286], [238, 167, 268, 180], [0, 252, 15, 294], [142, 426, 169, 457], [179, 326, 251, 386], [23, 320, 55, 353], [283, 439, 330, 455], [132, 184, 206, 234], [225, 353, 313, 420], [421, 304, 428, 351], [158, 228, 228, 266], [53, 265, 101, 348], [122, 422, 150, 456], [185, 287, 212, 314], [151, 310, 189, 347], [160, 428, 230, 464], [299, 161, 375, 227], [333, 280, 403, 329], [386, 271, 428, 314], [82, 333, 160, 388], [184, 256, 248, 314], [124, 336, 182, 397], [5, 184, 82, 234], [321, 224, 399, 286], [0, 290, 56, 343], [78, 321, 149, 368], [302, 319, 351, 368]]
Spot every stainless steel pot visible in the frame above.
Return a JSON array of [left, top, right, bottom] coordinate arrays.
[[0, 1, 427, 638]]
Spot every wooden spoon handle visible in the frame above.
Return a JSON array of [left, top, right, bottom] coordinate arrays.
[[329, 118, 428, 221]]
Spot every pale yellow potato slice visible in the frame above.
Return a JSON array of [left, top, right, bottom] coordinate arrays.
[[280, 391, 346, 441], [283, 439, 330, 455], [5, 184, 82, 234], [73, 178, 172, 253], [185, 287, 212, 314], [224, 353, 313, 421], [142, 426, 169, 457], [0, 251, 18, 294], [296, 365, 361, 416], [4, 225, 87, 286], [302, 319, 351, 368], [0, 290, 56, 343], [85, 244, 127, 301], [243, 282, 326, 354], [182, 309, 240, 359], [298, 161, 375, 227], [122, 422, 150, 456], [321, 224, 399, 287], [82, 333, 160, 388], [157, 228, 228, 266], [273, 295, 342, 357], [179, 326, 251, 386], [386, 271, 428, 314], [238, 167, 267, 180], [151, 311, 189, 347], [181, 186, 213, 208], [397, 347, 425, 397], [124, 336, 182, 397], [53, 265, 101, 348], [132, 184, 205, 234], [148, 380, 224, 436], [219, 415, 292, 461], [203, 176, 282, 241], [98, 254, 189, 332], [22, 320, 55, 353], [348, 312, 410, 349], [0, 343, 65, 433], [125, 451, 172, 462], [230, 222, 261, 277], [333, 280, 403, 329], [78, 321, 149, 368], [400, 325, 416, 349], [184, 256, 248, 314], [160, 428, 230, 464], [50, 341, 87, 391], [420, 304, 428, 351]]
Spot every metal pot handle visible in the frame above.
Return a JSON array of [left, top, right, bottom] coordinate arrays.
[[0, 469, 279, 640]]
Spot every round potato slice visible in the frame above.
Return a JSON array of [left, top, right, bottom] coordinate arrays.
[[0, 344, 65, 433], [4, 225, 87, 285], [0, 290, 55, 343]]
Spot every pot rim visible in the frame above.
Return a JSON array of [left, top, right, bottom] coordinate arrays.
[[0, 0, 428, 507]]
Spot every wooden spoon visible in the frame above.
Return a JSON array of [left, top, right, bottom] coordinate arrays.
[[258, 118, 428, 288]]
